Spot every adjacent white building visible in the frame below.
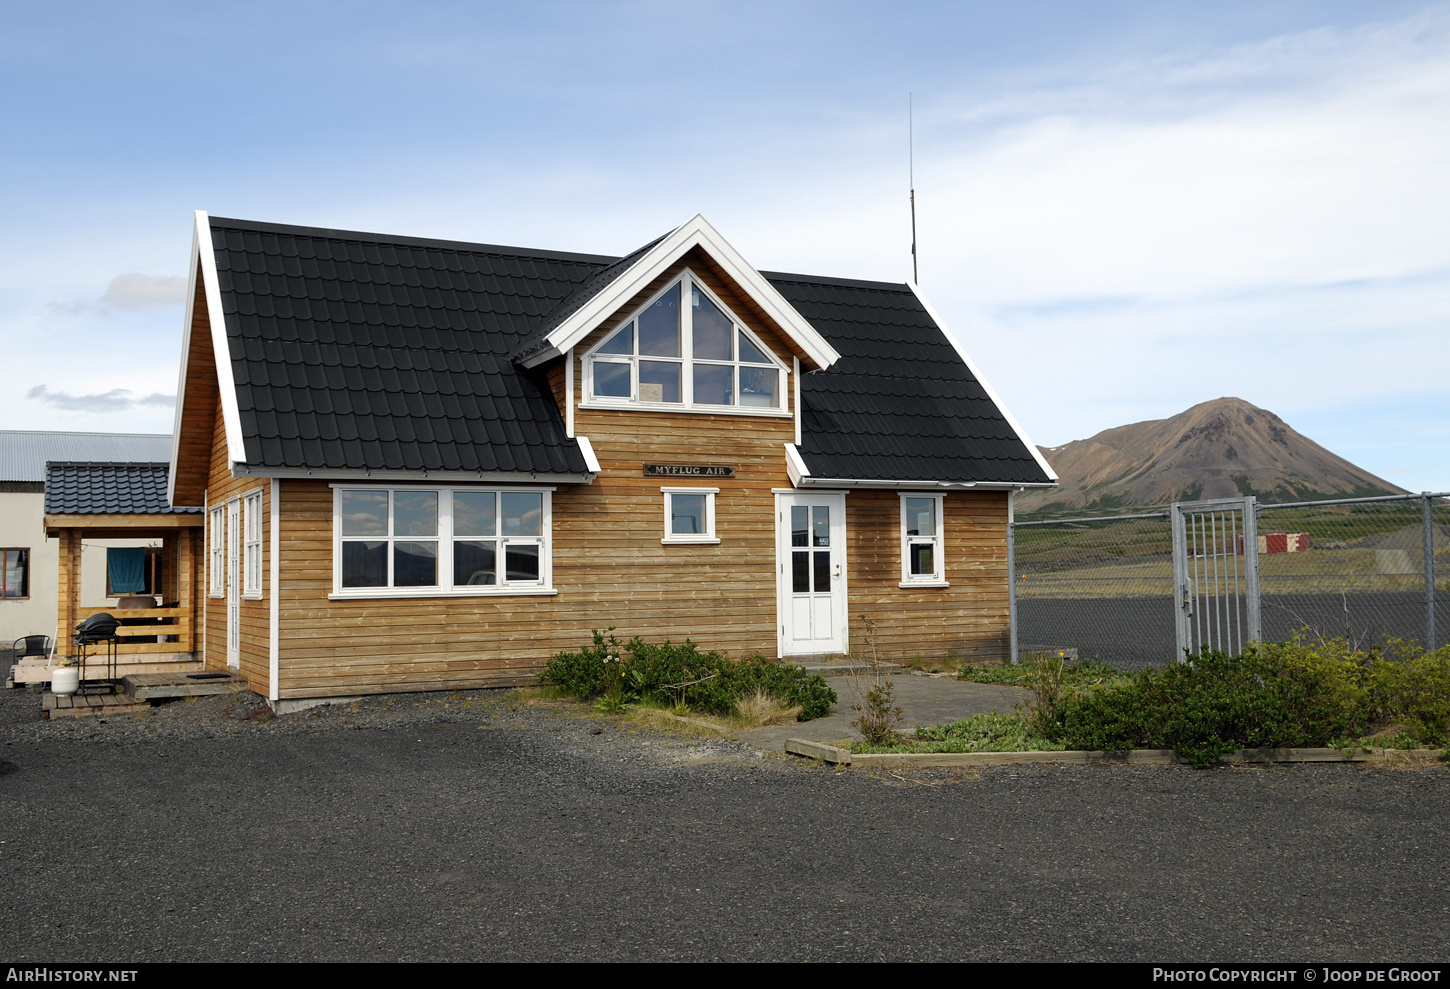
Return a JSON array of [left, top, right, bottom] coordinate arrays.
[[0, 431, 172, 648]]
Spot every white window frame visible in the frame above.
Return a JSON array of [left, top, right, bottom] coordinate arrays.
[[330, 485, 556, 599], [209, 506, 225, 598], [581, 269, 791, 417], [660, 487, 720, 545], [899, 493, 948, 588], [242, 488, 264, 600]]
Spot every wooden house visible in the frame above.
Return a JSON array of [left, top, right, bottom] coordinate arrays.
[[167, 211, 1056, 708]]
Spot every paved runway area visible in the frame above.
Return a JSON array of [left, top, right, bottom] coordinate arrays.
[[1, 672, 1447, 963]]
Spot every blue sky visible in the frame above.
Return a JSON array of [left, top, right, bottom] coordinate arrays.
[[3, 1, 1447, 491]]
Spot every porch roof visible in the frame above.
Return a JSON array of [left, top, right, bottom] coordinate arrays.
[[45, 462, 203, 517]]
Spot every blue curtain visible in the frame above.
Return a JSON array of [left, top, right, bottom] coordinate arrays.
[[107, 547, 147, 594]]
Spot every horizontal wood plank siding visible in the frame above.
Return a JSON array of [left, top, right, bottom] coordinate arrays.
[[846, 490, 1010, 661]]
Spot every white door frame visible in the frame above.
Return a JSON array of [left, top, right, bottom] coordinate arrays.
[[775, 491, 849, 657], [226, 498, 240, 669]]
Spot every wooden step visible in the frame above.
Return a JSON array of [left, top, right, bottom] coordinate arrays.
[[42, 691, 150, 720], [122, 671, 249, 700]]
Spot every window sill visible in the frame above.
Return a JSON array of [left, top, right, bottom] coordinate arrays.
[[242, 592, 264, 601], [328, 586, 559, 601], [661, 537, 721, 546], [580, 401, 791, 418], [899, 580, 950, 589]]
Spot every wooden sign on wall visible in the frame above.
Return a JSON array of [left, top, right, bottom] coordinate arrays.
[[643, 464, 736, 478]]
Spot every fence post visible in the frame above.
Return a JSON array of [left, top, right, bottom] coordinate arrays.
[[1243, 496, 1261, 646], [1007, 491, 1018, 665], [1426, 493, 1437, 652]]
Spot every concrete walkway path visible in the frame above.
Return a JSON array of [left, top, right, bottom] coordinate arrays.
[[732, 671, 1029, 751]]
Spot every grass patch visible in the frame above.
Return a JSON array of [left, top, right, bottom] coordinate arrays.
[[852, 712, 1064, 755], [956, 656, 1131, 690]]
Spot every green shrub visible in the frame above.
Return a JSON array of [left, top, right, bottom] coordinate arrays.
[[1360, 640, 1450, 746], [538, 631, 837, 721], [539, 628, 619, 699], [1044, 645, 1370, 767]]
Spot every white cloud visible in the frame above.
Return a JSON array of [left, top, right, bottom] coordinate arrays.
[[100, 272, 186, 310], [26, 385, 175, 412]]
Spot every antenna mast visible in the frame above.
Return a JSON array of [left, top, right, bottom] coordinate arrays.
[[909, 93, 918, 284]]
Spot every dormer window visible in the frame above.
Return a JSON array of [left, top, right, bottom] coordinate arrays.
[[583, 270, 787, 413]]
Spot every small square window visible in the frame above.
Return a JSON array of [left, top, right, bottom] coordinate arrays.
[[661, 488, 719, 545]]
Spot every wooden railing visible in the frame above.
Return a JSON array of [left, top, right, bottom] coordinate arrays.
[[74, 606, 193, 655]]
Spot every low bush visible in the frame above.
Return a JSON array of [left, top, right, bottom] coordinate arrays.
[[539, 629, 837, 721], [1032, 637, 1450, 767]]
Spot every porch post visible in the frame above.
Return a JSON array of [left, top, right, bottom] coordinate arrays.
[[178, 526, 195, 656], [56, 528, 80, 661]]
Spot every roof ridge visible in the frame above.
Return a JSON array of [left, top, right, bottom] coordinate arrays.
[[207, 215, 622, 266], [761, 270, 911, 292], [45, 461, 170, 468]]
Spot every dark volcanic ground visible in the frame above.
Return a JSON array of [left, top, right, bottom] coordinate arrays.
[[0, 666, 1446, 963]]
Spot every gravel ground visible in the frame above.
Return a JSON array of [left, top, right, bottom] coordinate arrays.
[[1, 665, 1447, 963]]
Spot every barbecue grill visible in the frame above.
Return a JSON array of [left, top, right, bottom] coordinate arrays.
[[72, 612, 121, 693]]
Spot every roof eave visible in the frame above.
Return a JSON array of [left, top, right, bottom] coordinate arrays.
[[233, 465, 598, 485], [906, 281, 1059, 485], [794, 476, 1059, 491]]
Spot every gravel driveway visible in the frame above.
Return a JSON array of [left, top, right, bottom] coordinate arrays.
[[1, 671, 1447, 963]]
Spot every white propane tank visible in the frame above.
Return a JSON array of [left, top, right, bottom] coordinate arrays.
[[51, 666, 79, 695]]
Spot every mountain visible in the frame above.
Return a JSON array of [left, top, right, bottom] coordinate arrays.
[[1016, 397, 1405, 517]]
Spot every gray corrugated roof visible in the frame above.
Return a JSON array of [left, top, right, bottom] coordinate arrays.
[[44, 463, 200, 515], [0, 431, 172, 483]]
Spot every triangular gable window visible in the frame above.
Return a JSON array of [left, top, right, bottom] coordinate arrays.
[[584, 270, 788, 413]]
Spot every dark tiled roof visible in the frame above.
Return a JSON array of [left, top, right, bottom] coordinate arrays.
[[205, 216, 1048, 486], [45, 463, 202, 515], [210, 217, 610, 476], [509, 233, 669, 364], [763, 272, 1053, 486]]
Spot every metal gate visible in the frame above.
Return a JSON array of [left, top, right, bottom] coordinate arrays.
[[1172, 496, 1261, 660]]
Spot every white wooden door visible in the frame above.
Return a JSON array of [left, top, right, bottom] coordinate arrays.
[[776, 492, 848, 656], [226, 499, 240, 668]]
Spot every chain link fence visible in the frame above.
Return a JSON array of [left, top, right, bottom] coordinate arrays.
[[1010, 493, 1448, 671]]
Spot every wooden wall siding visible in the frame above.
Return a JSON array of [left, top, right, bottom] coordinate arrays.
[[846, 490, 1011, 662], [272, 399, 797, 698], [201, 401, 272, 695], [173, 269, 222, 507]]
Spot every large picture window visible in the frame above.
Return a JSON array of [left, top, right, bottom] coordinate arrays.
[[333, 486, 553, 597], [900, 494, 947, 586], [583, 270, 788, 413]]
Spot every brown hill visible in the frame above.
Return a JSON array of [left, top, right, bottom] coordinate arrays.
[[1017, 397, 1405, 517]]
